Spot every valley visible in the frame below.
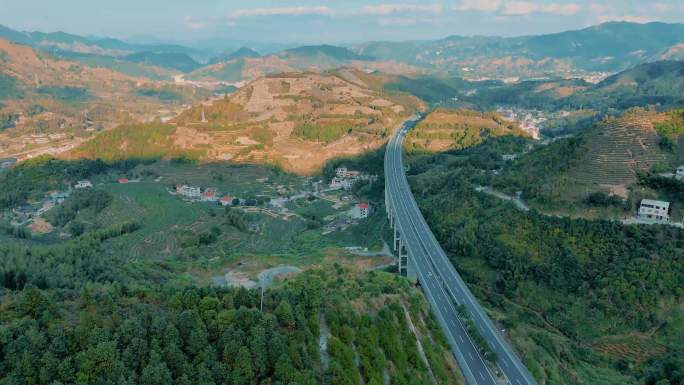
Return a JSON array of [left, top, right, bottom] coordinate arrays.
[[1, 15, 684, 385]]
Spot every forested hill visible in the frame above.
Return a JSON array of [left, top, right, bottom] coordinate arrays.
[[562, 60, 684, 111], [0, 265, 462, 385], [0, 156, 463, 385], [405, 137, 684, 385]]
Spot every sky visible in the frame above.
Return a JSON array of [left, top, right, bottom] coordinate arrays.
[[0, 0, 683, 45]]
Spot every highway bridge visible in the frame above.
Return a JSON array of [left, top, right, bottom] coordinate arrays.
[[384, 116, 539, 385]]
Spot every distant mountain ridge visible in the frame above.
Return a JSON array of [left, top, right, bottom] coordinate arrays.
[[0, 24, 195, 56], [355, 22, 684, 77], [209, 47, 261, 65], [123, 52, 201, 73], [2, 21, 684, 81], [280, 45, 374, 61]]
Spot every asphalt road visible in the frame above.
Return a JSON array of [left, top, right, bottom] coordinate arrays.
[[385, 116, 538, 385]]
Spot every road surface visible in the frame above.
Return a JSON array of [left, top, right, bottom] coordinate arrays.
[[385, 116, 538, 385]]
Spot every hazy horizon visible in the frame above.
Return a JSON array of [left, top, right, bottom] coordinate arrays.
[[1, 0, 683, 46]]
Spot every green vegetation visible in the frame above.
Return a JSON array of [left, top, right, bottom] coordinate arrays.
[[487, 110, 677, 216], [0, 266, 459, 385], [35, 86, 89, 102], [564, 61, 684, 111], [250, 125, 274, 146], [385, 76, 469, 104], [136, 88, 183, 103], [188, 59, 245, 82], [0, 72, 19, 99], [123, 51, 201, 72], [491, 136, 584, 207], [0, 111, 17, 130], [54, 51, 172, 80], [0, 154, 461, 384], [471, 61, 684, 115], [72, 123, 206, 162], [0, 156, 136, 209], [655, 109, 684, 140], [405, 108, 528, 153], [209, 47, 260, 65], [361, 22, 684, 75], [406, 137, 684, 385], [45, 189, 113, 227], [292, 121, 359, 143]]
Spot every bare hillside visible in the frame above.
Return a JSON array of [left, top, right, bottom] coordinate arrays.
[[71, 71, 423, 174]]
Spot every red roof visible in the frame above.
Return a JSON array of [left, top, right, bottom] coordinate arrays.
[[358, 203, 369, 209], [118, 178, 129, 184], [221, 196, 232, 202], [203, 190, 215, 197]]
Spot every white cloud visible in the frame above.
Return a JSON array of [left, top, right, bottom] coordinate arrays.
[[502, 2, 580, 16], [360, 4, 443, 15], [378, 17, 420, 26], [228, 6, 333, 19], [454, 0, 502, 12], [596, 14, 655, 24]]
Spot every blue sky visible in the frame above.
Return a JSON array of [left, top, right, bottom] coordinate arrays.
[[1, 0, 683, 44]]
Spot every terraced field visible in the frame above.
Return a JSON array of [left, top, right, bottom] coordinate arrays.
[[569, 113, 669, 187]]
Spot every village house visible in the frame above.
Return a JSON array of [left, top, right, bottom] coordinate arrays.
[[176, 185, 201, 199], [330, 177, 355, 191], [350, 203, 370, 219], [50, 191, 70, 205], [220, 195, 234, 206], [676, 166, 684, 180], [502, 154, 517, 161], [118, 178, 130, 184], [74, 180, 93, 189], [638, 199, 670, 222], [335, 167, 348, 178], [202, 188, 218, 202]]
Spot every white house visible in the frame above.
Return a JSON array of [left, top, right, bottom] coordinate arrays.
[[335, 167, 348, 178], [330, 177, 354, 191], [350, 203, 370, 219], [74, 180, 93, 189], [502, 154, 517, 161], [638, 199, 670, 222], [176, 185, 201, 199], [676, 166, 684, 180]]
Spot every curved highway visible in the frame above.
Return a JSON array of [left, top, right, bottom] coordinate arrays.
[[384, 116, 538, 385]]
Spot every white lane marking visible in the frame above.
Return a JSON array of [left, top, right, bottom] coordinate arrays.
[[479, 372, 485, 381], [468, 352, 474, 361], [459, 335, 464, 343], [503, 359, 510, 368], [516, 380, 523, 385]]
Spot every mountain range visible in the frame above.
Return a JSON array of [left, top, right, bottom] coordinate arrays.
[[356, 22, 684, 77], [2, 21, 684, 81]]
